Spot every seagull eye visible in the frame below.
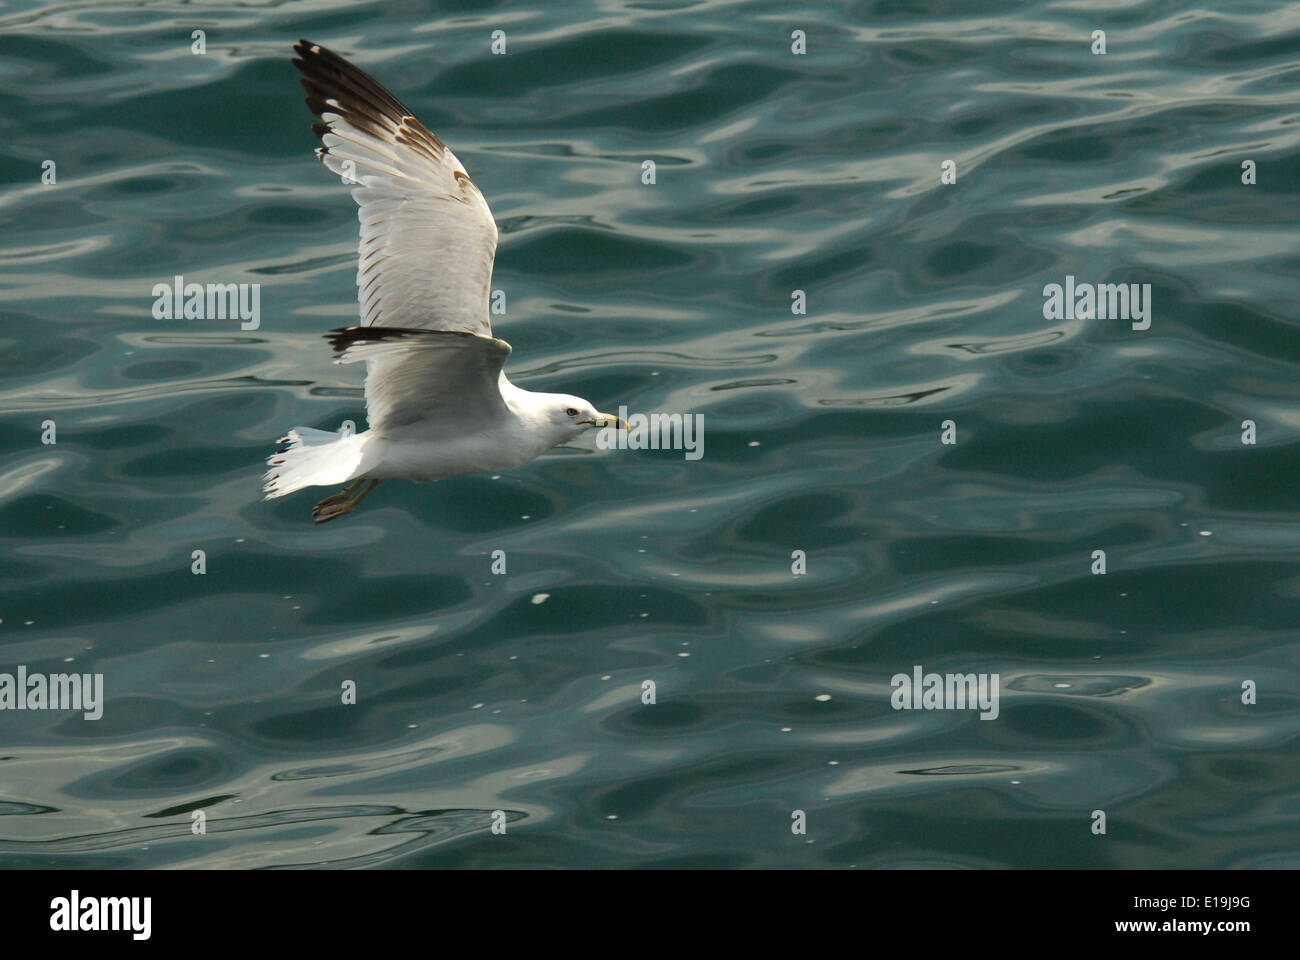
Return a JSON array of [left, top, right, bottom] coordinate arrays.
[[566, 407, 578, 416]]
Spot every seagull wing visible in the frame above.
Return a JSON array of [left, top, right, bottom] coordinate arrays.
[[328, 326, 512, 433], [293, 40, 498, 337]]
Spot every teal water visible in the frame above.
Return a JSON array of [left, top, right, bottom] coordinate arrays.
[[2, 0, 1298, 869]]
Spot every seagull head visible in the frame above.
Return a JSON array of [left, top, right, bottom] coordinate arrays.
[[542, 394, 624, 442]]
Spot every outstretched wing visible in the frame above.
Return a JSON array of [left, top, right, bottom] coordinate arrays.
[[293, 40, 498, 337], [327, 326, 512, 433]]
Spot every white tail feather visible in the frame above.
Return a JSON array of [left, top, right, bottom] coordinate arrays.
[[264, 427, 370, 499]]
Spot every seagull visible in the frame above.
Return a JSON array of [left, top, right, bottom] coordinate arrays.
[[264, 40, 622, 523]]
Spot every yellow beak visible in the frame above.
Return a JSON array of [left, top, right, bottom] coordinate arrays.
[[581, 413, 626, 429]]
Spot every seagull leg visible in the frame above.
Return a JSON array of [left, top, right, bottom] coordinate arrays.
[[349, 478, 382, 510], [312, 478, 383, 524], [312, 479, 363, 515]]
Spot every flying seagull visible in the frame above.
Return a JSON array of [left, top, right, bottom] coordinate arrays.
[[265, 40, 622, 523]]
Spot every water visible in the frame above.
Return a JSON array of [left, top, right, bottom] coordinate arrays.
[[2, 0, 1298, 869]]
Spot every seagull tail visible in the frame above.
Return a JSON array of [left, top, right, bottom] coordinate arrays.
[[263, 427, 371, 499]]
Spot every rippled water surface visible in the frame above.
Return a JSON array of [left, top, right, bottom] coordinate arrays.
[[2, 0, 1299, 868]]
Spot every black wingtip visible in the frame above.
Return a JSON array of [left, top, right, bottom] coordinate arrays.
[[290, 39, 414, 122], [325, 325, 365, 356], [326, 325, 416, 357], [324, 326, 480, 358]]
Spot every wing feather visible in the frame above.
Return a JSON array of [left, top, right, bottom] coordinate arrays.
[[293, 40, 498, 337], [327, 326, 512, 433]]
